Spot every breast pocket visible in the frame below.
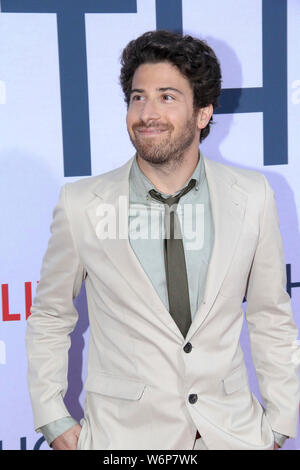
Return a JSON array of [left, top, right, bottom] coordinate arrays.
[[218, 227, 258, 299]]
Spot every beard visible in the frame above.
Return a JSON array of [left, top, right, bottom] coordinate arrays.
[[128, 113, 198, 166]]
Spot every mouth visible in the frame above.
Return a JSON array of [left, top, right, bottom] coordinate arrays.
[[135, 128, 168, 137]]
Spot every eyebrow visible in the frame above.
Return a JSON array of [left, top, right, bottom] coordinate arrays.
[[130, 87, 183, 95]]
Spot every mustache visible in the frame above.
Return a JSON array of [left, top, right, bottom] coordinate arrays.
[[132, 122, 173, 131]]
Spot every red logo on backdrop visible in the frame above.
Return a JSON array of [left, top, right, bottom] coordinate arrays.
[[1, 282, 38, 321]]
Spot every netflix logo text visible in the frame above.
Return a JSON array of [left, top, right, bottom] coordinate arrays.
[[1, 282, 38, 322]]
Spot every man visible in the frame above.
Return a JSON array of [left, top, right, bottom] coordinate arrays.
[[26, 30, 300, 450]]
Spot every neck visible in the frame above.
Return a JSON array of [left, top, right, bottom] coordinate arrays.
[[136, 147, 200, 195]]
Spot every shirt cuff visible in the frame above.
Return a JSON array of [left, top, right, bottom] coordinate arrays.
[[38, 416, 79, 446], [273, 430, 289, 448]]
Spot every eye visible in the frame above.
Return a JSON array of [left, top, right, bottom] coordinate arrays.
[[131, 95, 144, 102], [162, 94, 174, 101]]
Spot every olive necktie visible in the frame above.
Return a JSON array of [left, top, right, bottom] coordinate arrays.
[[148, 179, 197, 338]]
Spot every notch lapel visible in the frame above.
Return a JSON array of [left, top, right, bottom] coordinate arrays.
[[186, 157, 248, 341], [85, 157, 184, 341]]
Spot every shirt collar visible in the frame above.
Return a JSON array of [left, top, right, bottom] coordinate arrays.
[[130, 151, 206, 202]]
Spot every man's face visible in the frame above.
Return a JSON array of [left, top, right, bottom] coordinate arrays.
[[126, 62, 201, 165]]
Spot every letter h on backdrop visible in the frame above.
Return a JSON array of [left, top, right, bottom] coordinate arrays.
[[0, 0, 287, 173]]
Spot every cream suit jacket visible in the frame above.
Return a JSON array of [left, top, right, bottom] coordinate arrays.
[[26, 155, 300, 450]]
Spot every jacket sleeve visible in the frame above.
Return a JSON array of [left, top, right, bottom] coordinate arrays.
[[26, 184, 86, 430], [245, 174, 300, 438]]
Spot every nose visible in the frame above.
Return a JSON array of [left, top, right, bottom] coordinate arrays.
[[139, 98, 161, 125]]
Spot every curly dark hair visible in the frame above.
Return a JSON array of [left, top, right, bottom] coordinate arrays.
[[120, 30, 222, 142]]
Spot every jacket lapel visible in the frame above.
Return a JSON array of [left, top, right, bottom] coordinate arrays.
[[85, 155, 247, 342], [186, 157, 247, 341], [85, 156, 184, 341]]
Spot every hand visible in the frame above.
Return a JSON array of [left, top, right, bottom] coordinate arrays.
[[273, 442, 280, 450], [51, 423, 82, 450]]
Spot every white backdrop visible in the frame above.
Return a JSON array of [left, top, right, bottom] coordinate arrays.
[[0, 0, 299, 450]]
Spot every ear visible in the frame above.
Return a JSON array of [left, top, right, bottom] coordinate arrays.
[[196, 104, 213, 130]]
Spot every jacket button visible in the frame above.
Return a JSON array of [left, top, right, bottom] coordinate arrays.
[[183, 342, 192, 353], [188, 394, 198, 404]]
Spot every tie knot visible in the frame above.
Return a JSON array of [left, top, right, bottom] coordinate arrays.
[[148, 179, 196, 207]]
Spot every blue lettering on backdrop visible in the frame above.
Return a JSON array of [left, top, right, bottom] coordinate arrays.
[[0, 435, 45, 450], [1, 0, 287, 175], [286, 264, 300, 298], [217, 0, 287, 166], [1, 0, 137, 177], [155, 0, 182, 34]]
